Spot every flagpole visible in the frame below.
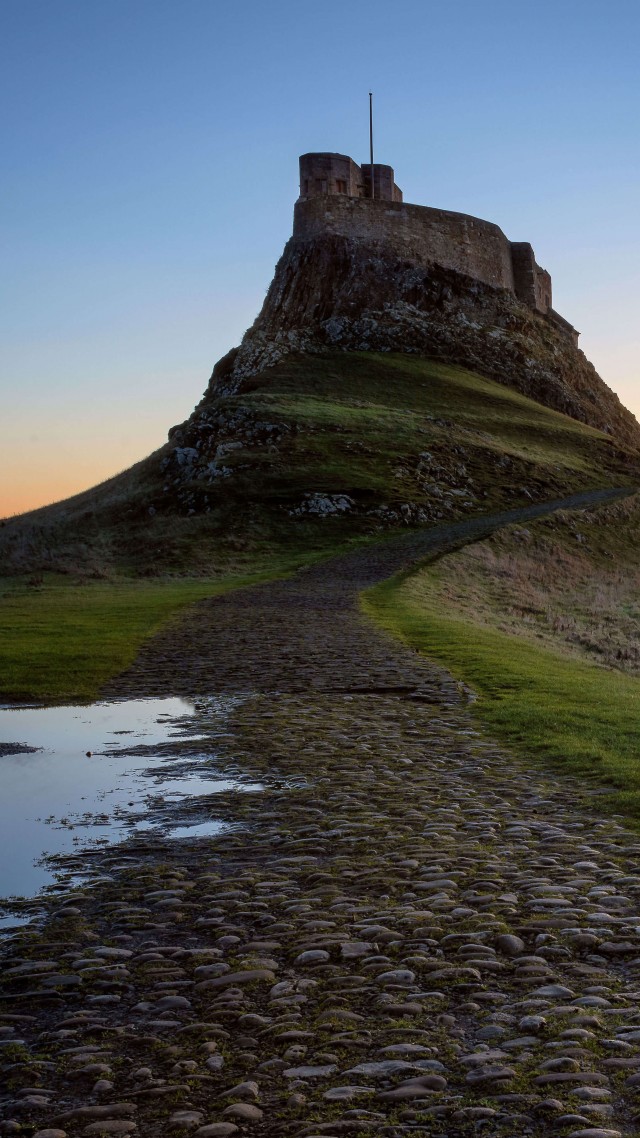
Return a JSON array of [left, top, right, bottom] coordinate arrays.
[[369, 91, 374, 199]]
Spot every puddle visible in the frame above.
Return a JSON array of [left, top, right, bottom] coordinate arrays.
[[0, 912, 34, 931], [166, 820, 227, 840], [0, 696, 252, 904]]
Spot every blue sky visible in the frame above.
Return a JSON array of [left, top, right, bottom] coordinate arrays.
[[2, 0, 639, 513]]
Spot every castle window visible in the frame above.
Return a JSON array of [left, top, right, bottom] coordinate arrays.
[[303, 178, 309, 195], [336, 179, 347, 194], [315, 178, 328, 193]]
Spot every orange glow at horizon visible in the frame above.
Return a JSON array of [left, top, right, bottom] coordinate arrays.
[[0, 428, 165, 520], [1, 455, 136, 519], [2, 468, 121, 519], [0, 364, 207, 520]]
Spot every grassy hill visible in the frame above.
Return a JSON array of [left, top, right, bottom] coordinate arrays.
[[2, 352, 637, 579]]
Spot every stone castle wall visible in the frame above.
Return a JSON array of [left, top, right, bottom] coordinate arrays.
[[294, 195, 516, 295], [292, 153, 578, 344]]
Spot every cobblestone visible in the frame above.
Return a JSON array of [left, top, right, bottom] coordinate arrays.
[[2, 491, 639, 1136]]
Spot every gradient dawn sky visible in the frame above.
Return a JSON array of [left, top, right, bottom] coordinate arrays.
[[2, 0, 640, 516]]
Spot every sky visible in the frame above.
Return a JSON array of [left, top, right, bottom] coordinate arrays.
[[1, 0, 639, 516]]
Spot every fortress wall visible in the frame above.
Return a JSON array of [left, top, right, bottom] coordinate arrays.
[[549, 308, 580, 347], [293, 196, 515, 293]]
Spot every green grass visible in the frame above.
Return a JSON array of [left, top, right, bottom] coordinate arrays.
[[220, 354, 635, 516], [250, 353, 619, 474], [0, 530, 398, 702], [0, 569, 290, 703], [364, 565, 640, 824], [2, 350, 637, 704]]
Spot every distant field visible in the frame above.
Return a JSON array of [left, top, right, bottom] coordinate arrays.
[[365, 497, 640, 826], [0, 528, 391, 702]]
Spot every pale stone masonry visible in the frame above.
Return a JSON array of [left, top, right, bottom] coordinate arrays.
[[296, 152, 578, 344]]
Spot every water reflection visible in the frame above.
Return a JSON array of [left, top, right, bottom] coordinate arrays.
[[0, 696, 249, 903]]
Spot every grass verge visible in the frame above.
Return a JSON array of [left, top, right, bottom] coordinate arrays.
[[0, 566, 296, 704], [0, 529, 405, 703], [364, 566, 640, 825]]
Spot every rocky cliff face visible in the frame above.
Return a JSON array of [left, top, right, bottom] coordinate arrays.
[[211, 234, 640, 448]]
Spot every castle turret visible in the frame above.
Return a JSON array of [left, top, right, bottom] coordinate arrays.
[[298, 152, 402, 203], [361, 163, 403, 203], [299, 153, 363, 200]]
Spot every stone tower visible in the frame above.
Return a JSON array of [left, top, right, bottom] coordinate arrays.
[[298, 153, 402, 203]]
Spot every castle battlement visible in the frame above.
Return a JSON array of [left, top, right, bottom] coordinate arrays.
[[294, 153, 577, 345]]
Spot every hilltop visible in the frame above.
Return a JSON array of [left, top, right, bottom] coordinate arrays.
[[2, 155, 639, 578]]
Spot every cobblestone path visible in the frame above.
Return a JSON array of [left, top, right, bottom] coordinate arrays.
[[2, 487, 639, 1138], [105, 488, 628, 700]]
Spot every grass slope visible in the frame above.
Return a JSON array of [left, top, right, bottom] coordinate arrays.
[[364, 501, 640, 825], [236, 353, 633, 504], [414, 495, 640, 675]]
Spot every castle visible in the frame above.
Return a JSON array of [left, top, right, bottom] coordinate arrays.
[[296, 153, 578, 345]]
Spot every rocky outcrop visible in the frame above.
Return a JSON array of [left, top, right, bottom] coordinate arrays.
[[211, 234, 640, 448]]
